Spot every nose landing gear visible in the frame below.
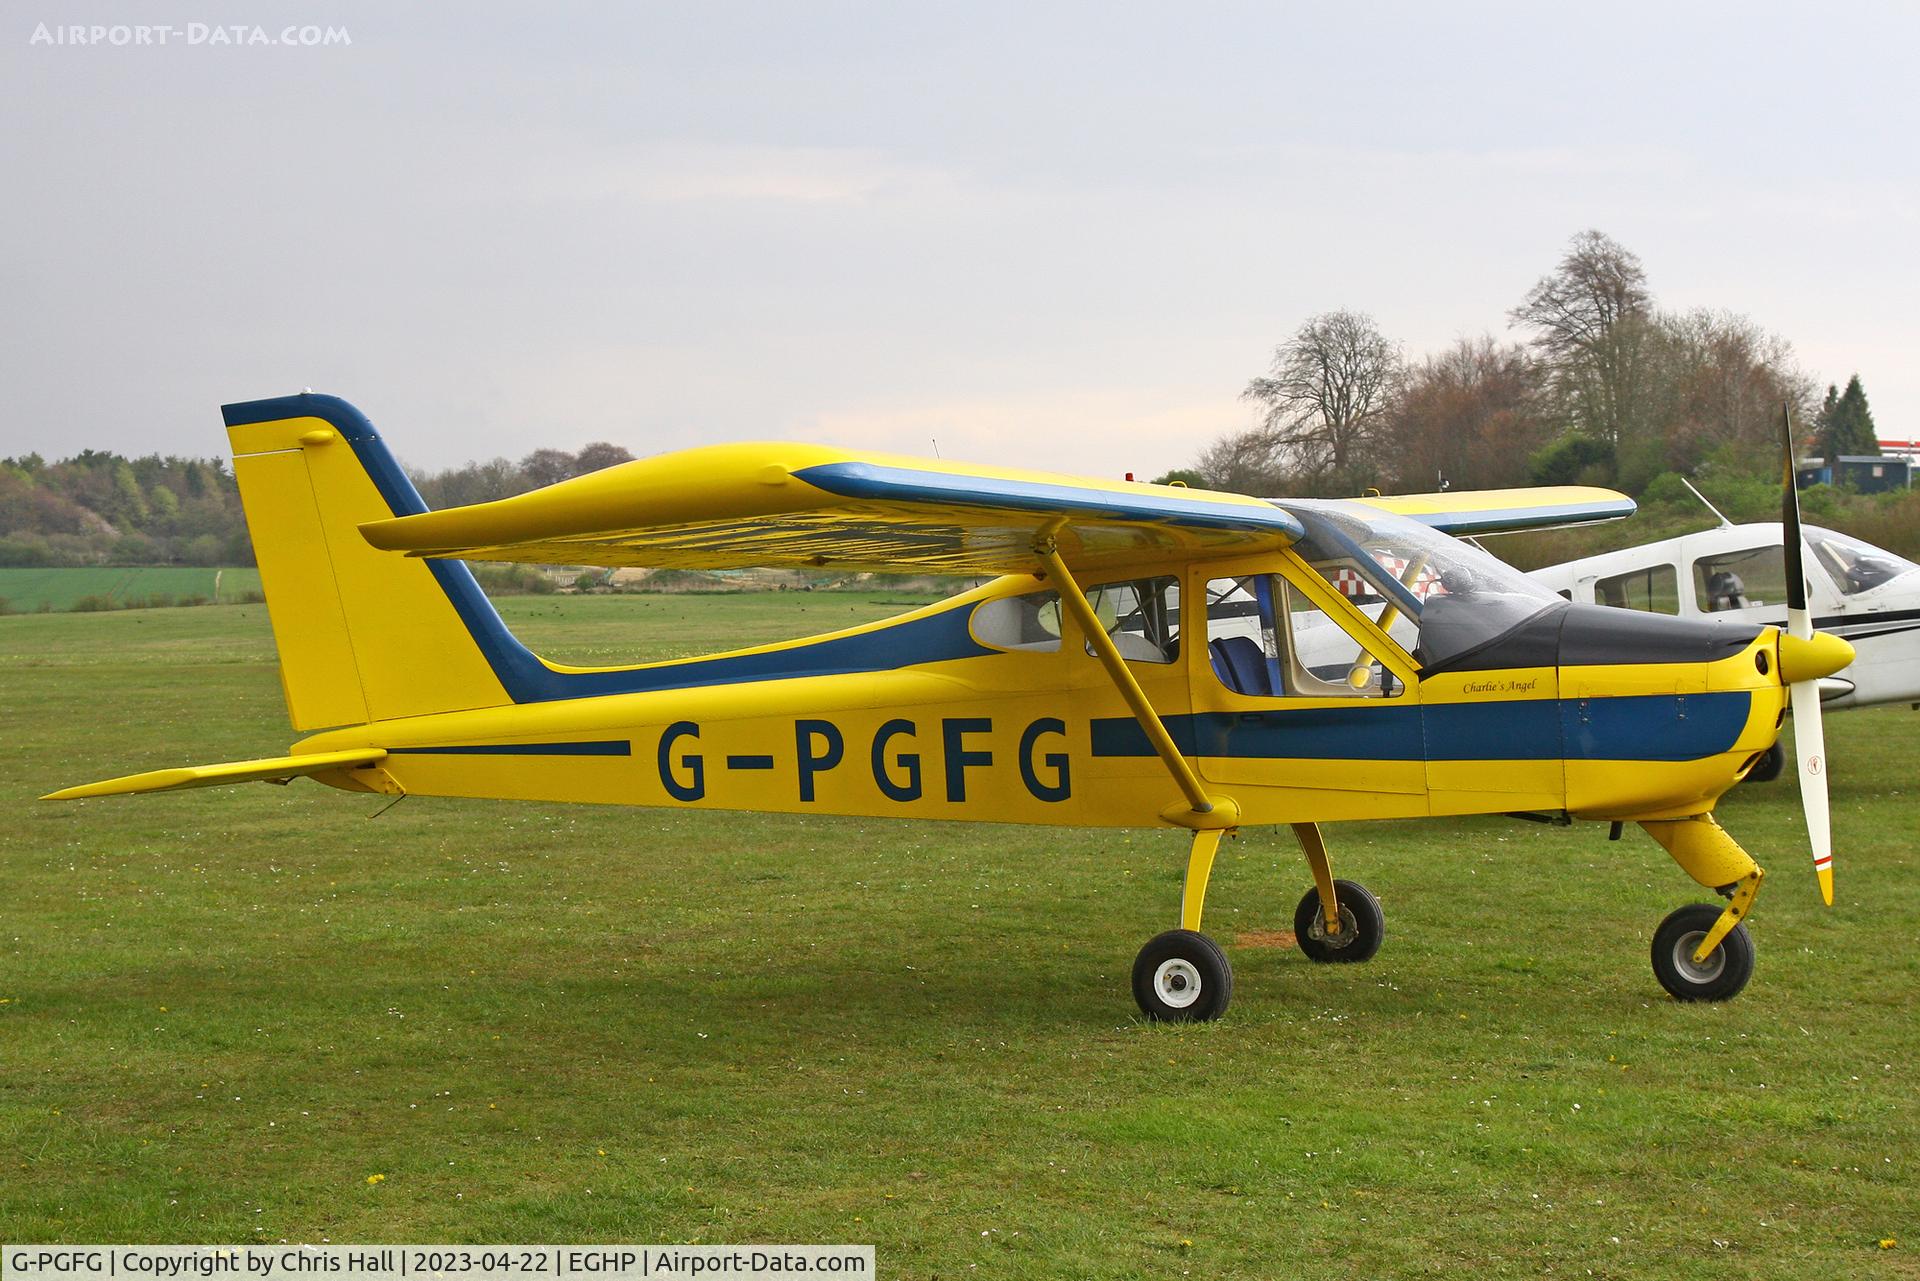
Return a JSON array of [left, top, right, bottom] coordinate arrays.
[[1639, 816, 1766, 1002], [1651, 902, 1756, 1001]]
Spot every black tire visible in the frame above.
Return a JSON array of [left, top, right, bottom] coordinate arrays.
[[1132, 929, 1233, 1022], [1651, 903, 1755, 1002], [1294, 879, 1384, 964], [1746, 742, 1786, 783]]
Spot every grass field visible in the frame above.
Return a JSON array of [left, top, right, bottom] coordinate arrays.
[[1, 596, 1915, 1276], [0, 566, 263, 612]]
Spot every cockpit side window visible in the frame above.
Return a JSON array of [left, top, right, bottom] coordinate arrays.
[[1595, 564, 1680, 615], [1693, 546, 1786, 612], [1081, 576, 1181, 664], [1204, 575, 1392, 698], [972, 590, 1063, 652]]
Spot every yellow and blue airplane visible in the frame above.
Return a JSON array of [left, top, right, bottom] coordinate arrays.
[[47, 394, 1854, 1021]]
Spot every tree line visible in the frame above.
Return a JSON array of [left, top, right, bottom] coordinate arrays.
[[1179, 230, 1885, 502], [0, 441, 636, 568]]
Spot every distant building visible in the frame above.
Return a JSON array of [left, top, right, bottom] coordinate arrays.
[[1797, 453, 1915, 494]]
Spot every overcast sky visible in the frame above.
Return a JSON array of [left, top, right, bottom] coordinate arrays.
[[3, 2, 1915, 483]]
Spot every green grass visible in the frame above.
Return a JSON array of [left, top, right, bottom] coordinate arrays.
[[0, 566, 262, 612], [1, 596, 1915, 1277]]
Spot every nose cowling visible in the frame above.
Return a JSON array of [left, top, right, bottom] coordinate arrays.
[[1777, 630, 1855, 684]]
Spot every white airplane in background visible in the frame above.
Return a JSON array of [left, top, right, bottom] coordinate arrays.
[[1529, 483, 1920, 779]]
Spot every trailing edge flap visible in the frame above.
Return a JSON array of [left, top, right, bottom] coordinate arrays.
[[43, 748, 388, 800], [358, 443, 1307, 577], [1354, 486, 1636, 537]]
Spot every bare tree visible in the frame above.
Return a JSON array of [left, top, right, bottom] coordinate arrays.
[[1510, 230, 1656, 445], [415, 457, 522, 508], [573, 441, 635, 474], [1646, 309, 1815, 478], [519, 448, 578, 489], [1381, 336, 1550, 492], [1196, 428, 1288, 496], [1242, 310, 1400, 492]]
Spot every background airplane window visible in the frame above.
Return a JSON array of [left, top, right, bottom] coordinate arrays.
[[1595, 564, 1680, 615], [1808, 527, 1919, 595], [1205, 575, 1387, 698], [1082, 577, 1180, 664], [1693, 546, 1787, 612], [972, 590, 1062, 651]]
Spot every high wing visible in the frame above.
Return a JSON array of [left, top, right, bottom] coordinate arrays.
[[1353, 486, 1635, 537], [360, 443, 1305, 576]]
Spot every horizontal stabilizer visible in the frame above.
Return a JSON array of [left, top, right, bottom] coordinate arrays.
[[1355, 486, 1635, 537], [359, 443, 1305, 577], [43, 748, 388, 800]]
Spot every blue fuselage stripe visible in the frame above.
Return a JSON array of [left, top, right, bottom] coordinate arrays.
[[387, 741, 633, 756], [1090, 692, 1750, 763]]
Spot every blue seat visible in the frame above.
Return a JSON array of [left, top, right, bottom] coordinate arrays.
[[1209, 635, 1273, 697]]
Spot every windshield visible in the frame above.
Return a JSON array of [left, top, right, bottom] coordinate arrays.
[[1808, 525, 1919, 596], [1277, 499, 1563, 669]]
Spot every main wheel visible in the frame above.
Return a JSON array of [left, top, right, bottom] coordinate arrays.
[[1293, 879, 1384, 963], [1651, 903, 1755, 1001], [1745, 742, 1786, 783], [1132, 929, 1233, 1022]]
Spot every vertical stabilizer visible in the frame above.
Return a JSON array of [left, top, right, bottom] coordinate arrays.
[[224, 394, 514, 729]]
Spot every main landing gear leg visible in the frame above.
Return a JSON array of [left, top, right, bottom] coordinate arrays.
[[1639, 816, 1763, 1001], [1291, 822, 1384, 963], [1036, 530, 1242, 1022], [1132, 829, 1234, 1022]]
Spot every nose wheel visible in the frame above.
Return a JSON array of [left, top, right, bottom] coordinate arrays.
[[1132, 929, 1233, 1022], [1651, 903, 1755, 1001]]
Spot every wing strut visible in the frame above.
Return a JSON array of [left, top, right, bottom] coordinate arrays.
[[1033, 527, 1237, 830]]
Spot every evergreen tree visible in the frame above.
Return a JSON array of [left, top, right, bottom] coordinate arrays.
[[1812, 383, 1841, 455], [1821, 374, 1880, 457]]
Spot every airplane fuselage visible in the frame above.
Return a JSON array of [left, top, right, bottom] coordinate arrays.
[[299, 561, 1790, 830]]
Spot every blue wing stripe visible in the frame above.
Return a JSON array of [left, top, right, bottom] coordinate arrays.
[[1401, 500, 1637, 536], [793, 461, 1306, 538]]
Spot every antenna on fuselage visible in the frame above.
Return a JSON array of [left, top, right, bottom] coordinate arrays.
[[1680, 477, 1734, 529]]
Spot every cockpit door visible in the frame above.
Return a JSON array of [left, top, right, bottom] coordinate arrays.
[[1188, 554, 1426, 807]]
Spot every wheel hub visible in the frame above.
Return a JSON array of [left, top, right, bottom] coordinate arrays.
[[1152, 958, 1203, 1009], [1308, 904, 1360, 948], [1670, 930, 1726, 984]]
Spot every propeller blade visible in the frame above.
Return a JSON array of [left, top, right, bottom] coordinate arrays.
[[1789, 677, 1835, 905], [1779, 402, 1834, 905], [1780, 402, 1809, 633]]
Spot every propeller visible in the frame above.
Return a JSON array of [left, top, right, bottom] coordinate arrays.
[[1775, 403, 1845, 906]]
